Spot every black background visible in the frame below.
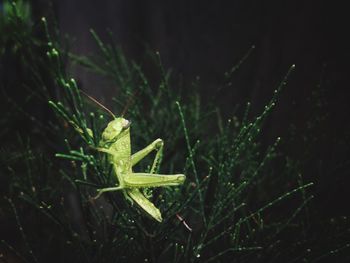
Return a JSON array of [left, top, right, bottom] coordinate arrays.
[[5, 0, 350, 232], [48, 0, 350, 217]]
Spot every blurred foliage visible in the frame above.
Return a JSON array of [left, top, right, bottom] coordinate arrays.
[[0, 1, 349, 263]]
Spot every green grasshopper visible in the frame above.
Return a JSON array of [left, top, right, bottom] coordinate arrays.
[[50, 96, 185, 222], [94, 116, 185, 222]]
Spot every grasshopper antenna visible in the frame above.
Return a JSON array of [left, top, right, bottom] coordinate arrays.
[[80, 90, 116, 119], [121, 90, 140, 117]]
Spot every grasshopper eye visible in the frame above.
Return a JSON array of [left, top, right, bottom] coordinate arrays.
[[122, 120, 131, 129]]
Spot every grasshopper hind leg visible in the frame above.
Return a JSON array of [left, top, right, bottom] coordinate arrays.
[[127, 188, 162, 222], [131, 138, 164, 174]]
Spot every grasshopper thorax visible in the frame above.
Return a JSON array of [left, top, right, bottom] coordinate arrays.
[[100, 117, 131, 147]]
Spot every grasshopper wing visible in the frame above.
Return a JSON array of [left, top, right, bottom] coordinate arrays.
[[126, 188, 162, 222]]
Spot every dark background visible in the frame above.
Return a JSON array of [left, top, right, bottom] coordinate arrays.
[[1, 0, 349, 260], [49, 0, 350, 217], [53, 0, 349, 135], [19, 0, 350, 219], [54, 0, 349, 112]]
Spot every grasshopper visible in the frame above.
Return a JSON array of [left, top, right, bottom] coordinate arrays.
[[94, 116, 185, 222], [50, 95, 185, 222]]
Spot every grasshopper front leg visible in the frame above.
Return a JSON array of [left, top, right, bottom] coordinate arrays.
[[131, 138, 164, 174], [95, 147, 117, 156]]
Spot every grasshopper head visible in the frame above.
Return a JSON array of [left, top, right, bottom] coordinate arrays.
[[100, 117, 131, 147]]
